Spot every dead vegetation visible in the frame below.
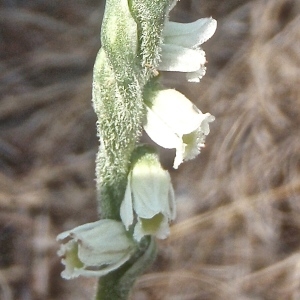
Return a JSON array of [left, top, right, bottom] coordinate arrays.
[[0, 0, 300, 299]]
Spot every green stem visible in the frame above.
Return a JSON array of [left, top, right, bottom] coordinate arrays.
[[92, 0, 171, 298], [95, 237, 157, 300]]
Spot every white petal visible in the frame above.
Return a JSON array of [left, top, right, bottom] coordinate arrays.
[[144, 90, 215, 169], [57, 222, 100, 241], [201, 113, 215, 134], [173, 113, 215, 168], [74, 221, 133, 265], [174, 135, 199, 169], [133, 221, 144, 242], [61, 251, 132, 279], [124, 150, 176, 241], [173, 145, 184, 169], [120, 174, 134, 229], [186, 66, 206, 83], [144, 89, 206, 156], [159, 44, 206, 72], [131, 160, 171, 219], [57, 220, 135, 279], [163, 18, 217, 48], [144, 104, 181, 149], [146, 89, 203, 135]]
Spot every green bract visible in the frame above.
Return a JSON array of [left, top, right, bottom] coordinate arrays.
[[129, 0, 174, 73]]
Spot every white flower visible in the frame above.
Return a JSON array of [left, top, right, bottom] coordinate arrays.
[[120, 150, 176, 241], [56, 220, 136, 279], [143, 89, 215, 169], [159, 17, 217, 82]]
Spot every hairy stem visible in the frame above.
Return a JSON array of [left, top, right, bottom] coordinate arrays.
[[92, 0, 171, 297], [95, 237, 157, 300]]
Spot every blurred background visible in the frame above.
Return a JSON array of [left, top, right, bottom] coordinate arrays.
[[1, 0, 300, 299]]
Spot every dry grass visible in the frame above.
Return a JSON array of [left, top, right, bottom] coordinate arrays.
[[1, 0, 300, 299]]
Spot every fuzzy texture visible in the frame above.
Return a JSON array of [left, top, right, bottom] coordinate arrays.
[[129, 0, 174, 79], [91, 0, 175, 298], [92, 0, 143, 219], [92, 0, 171, 219]]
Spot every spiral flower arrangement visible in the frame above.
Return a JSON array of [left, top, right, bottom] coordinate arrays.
[[57, 0, 216, 298]]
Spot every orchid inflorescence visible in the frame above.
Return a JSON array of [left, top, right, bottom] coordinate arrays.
[[57, 0, 216, 298]]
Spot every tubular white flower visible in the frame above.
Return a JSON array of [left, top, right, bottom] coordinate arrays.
[[56, 220, 136, 279], [143, 89, 215, 169], [120, 150, 176, 241], [159, 17, 217, 82]]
